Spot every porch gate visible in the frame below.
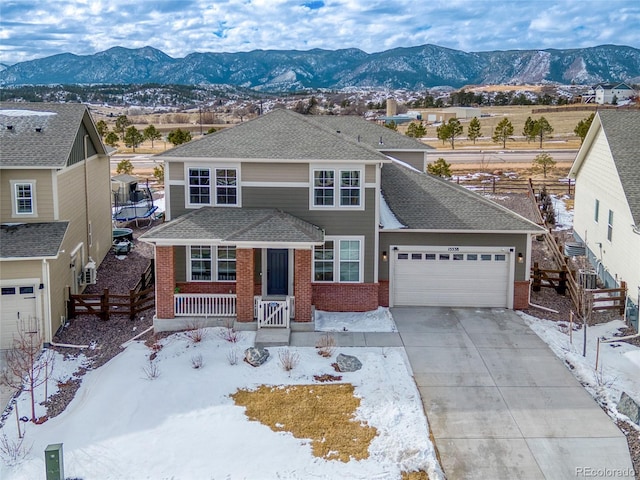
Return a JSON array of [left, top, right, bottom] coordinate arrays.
[[256, 297, 293, 328]]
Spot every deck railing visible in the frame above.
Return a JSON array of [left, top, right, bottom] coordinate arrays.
[[174, 294, 236, 317]]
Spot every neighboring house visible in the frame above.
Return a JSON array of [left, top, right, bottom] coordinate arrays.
[[141, 109, 541, 331], [0, 103, 112, 349], [569, 110, 640, 329], [593, 83, 636, 105]]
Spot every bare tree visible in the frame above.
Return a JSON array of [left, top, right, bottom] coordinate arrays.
[[0, 318, 55, 423]]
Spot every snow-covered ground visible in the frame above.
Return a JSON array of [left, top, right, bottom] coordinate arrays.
[[519, 312, 640, 430], [0, 310, 443, 480]]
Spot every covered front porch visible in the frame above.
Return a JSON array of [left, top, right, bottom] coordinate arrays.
[[141, 207, 324, 332]]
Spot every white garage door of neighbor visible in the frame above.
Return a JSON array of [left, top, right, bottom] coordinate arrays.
[[392, 247, 513, 308], [1, 284, 38, 350]]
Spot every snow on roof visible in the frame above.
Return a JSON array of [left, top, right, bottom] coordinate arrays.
[[380, 193, 406, 229]]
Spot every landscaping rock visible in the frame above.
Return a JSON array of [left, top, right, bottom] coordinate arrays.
[[244, 347, 269, 367], [335, 353, 362, 372], [618, 392, 640, 425]]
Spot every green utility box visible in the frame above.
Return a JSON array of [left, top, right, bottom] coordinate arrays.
[[44, 443, 64, 480]]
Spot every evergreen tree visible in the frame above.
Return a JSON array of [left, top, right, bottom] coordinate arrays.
[[533, 152, 556, 179], [167, 128, 192, 146], [114, 115, 130, 141], [574, 113, 595, 144], [467, 117, 481, 144], [531, 116, 554, 148], [442, 118, 463, 149], [492, 118, 514, 148], [143, 124, 162, 148], [124, 126, 144, 152], [522, 116, 535, 143], [384, 120, 398, 131], [427, 158, 452, 177], [104, 131, 119, 148], [95, 119, 108, 138], [406, 121, 426, 138]]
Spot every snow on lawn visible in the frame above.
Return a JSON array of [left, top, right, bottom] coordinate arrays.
[[315, 307, 397, 332], [550, 194, 573, 231], [1, 313, 442, 480], [519, 312, 640, 428]]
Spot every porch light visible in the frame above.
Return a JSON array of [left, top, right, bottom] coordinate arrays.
[[382, 251, 388, 262], [518, 253, 524, 264]]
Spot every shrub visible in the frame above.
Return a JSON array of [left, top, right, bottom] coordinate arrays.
[[315, 333, 336, 358], [278, 349, 300, 372], [218, 320, 243, 343], [191, 354, 204, 369], [142, 358, 160, 380], [0, 432, 32, 467], [185, 321, 206, 343], [226, 348, 239, 366]]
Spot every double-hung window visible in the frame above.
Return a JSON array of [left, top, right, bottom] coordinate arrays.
[[313, 237, 363, 283], [607, 210, 614, 241], [188, 167, 238, 207], [312, 168, 362, 208], [594, 199, 600, 223], [11, 181, 36, 217], [189, 246, 212, 281], [188, 246, 237, 281]]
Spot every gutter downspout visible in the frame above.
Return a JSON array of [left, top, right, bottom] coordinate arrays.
[[42, 259, 52, 344]]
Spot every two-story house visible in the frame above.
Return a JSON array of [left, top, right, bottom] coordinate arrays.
[[594, 83, 636, 105], [569, 110, 640, 330], [141, 109, 541, 331], [0, 103, 112, 349]]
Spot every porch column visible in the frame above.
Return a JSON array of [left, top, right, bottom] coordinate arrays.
[[156, 246, 175, 319], [236, 248, 255, 322], [294, 249, 313, 322]]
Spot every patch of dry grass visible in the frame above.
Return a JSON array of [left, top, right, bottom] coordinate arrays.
[[231, 383, 377, 462]]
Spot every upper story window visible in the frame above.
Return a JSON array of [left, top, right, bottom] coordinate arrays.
[[10, 180, 37, 217], [311, 167, 362, 209], [188, 167, 238, 207], [594, 199, 600, 223], [607, 210, 614, 241]]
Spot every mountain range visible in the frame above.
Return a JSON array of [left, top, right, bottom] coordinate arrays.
[[1, 44, 639, 91]]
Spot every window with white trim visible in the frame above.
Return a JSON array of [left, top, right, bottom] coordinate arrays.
[[188, 246, 237, 281], [594, 199, 600, 223], [314, 241, 334, 281], [189, 246, 212, 281], [217, 246, 236, 281], [314, 170, 335, 206], [313, 237, 363, 283], [311, 168, 362, 208], [607, 210, 614, 241], [11, 181, 37, 217], [188, 167, 238, 207]]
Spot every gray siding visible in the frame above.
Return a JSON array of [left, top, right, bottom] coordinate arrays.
[[379, 231, 529, 281], [244, 187, 377, 283]]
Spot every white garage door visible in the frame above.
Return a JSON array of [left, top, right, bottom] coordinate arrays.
[[1, 285, 38, 350], [392, 247, 513, 308]]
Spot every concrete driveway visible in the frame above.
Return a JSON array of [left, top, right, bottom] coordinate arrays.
[[392, 307, 635, 480]]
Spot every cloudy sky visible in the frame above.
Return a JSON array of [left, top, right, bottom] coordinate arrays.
[[1, 0, 639, 65]]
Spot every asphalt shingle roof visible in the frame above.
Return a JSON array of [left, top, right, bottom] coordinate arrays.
[[309, 115, 433, 151], [0, 222, 69, 258], [381, 162, 542, 232], [597, 110, 640, 226], [141, 207, 324, 244], [157, 109, 397, 162], [0, 102, 101, 168]]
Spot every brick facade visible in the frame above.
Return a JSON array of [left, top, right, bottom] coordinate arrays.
[[294, 249, 313, 322], [236, 248, 255, 322], [513, 280, 530, 310], [155, 246, 175, 319], [312, 283, 379, 312], [176, 282, 236, 294], [378, 280, 389, 307]]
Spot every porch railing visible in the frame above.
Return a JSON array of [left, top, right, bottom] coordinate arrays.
[[174, 294, 236, 317]]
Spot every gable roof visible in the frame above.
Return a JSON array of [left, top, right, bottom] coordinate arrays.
[[0, 102, 106, 168], [0, 222, 69, 259], [140, 207, 323, 246], [381, 162, 542, 232], [570, 110, 640, 226], [156, 109, 390, 163]]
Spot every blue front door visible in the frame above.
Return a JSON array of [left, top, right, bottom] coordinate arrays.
[[267, 249, 288, 296]]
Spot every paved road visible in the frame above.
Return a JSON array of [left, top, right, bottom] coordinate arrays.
[[431, 149, 578, 165], [393, 307, 634, 480]]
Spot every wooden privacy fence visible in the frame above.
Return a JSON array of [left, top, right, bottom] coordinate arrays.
[[67, 260, 155, 321], [531, 262, 570, 294]]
